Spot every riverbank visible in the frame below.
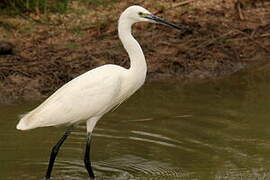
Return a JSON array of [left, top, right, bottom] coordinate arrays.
[[0, 0, 269, 102]]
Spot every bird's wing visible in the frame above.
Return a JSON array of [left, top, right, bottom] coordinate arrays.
[[18, 66, 123, 130]]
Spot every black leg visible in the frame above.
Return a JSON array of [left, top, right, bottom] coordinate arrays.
[[84, 132, 95, 179], [45, 126, 73, 179]]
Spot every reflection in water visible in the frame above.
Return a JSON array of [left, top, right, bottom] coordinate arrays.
[[1, 69, 270, 179]]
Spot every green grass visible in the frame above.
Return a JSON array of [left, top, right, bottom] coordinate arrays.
[[73, 9, 88, 15], [0, 0, 70, 14], [0, 37, 6, 41], [17, 22, 36, 35], [68, 24, 83, 35], [50, 0, 69, 13], [64, 42, 80, 49], [0, 0, 119, 15], [78, 0, 118, 7], [49, 42, 80, 49]]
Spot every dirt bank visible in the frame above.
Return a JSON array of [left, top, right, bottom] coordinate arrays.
[[0, 0, 269, 102]]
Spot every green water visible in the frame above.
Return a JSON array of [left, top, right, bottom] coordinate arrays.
[[1, 69, 270, 180]]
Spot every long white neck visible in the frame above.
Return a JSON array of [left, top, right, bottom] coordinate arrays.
[[118, 16, 147, 77]]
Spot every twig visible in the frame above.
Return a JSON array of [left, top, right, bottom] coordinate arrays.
[[153, 0, 196, 14], [261, 33, 270, 37], [197, 31, 235, 48], [234, 29, 270, 53], [172, 0, 196, 8], [235, 0, 245, 20], [227, 33, 270, 41]]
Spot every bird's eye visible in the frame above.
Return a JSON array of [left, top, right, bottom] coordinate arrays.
[[138, 12, 143, 16]]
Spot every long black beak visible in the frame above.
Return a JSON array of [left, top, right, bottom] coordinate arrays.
[[145, 14, 191, 33]]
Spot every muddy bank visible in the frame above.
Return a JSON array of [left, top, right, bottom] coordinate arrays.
[[0, 0, 269, 102]]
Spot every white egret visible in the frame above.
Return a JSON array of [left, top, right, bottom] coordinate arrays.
[[16, 5, 187, 179]]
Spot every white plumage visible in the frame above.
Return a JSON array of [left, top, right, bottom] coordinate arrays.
[[17, 63, 145, 131], [16, 6, 150, 132], [16, 5, 184, 179]]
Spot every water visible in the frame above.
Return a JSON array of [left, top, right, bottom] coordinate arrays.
[[1, 68, 270, 180]]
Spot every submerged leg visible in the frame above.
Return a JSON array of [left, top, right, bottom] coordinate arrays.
[[84, 117, 100, 179], [84, 132, 95, 179], [45, 126, 73, 179]]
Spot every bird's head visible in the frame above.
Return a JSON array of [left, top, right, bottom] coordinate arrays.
[[121, 5, 152, 23], [120, 5, 190, 32]]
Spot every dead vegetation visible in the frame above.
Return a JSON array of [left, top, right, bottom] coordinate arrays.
[[0, 0, 269, 102]]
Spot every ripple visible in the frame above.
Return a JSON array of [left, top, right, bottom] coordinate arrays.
[[30, 155, 188, 180], [129, 130, 196, 152], [95, 155, 188, 179], [70, 125, 196, 152], [127, 117, 154, 122]]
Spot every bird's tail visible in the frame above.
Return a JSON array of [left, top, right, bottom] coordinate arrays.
[[16, 113, 35, 130]]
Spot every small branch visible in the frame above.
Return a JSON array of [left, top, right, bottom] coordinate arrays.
[[153, 0, 196, 14], [172, 0, 196, 8], [197, 31, 235, 48], [234, 29, 270, 53], [261, 33, 270, 37], [235, 0, 245, 20], [228, 33, 270, 41]]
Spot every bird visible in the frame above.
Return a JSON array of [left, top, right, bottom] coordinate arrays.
[[16, 5, 187, 179]]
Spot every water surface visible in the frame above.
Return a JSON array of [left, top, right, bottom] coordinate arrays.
[[1, 69, 270, 179]]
